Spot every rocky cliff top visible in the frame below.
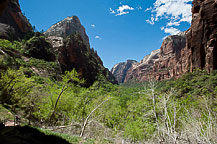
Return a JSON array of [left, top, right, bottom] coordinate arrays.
[[44, 16, 89, 46], [141, 49, 160, 64]]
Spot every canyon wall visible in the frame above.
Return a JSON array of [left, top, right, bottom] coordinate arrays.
[[113, 0, 217, 83]]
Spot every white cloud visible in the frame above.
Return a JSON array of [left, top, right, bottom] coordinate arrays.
[[164, 27, 180, 35], [109, 8, 115, 14], [91, 24, 95, 28], [110, 5, 134, 16], [145, 7, 152, 12], [167, 21, 180, 27], [95, 35, 102, 40], [161, 26, 165, 30], [137, 5, 142, 10], [146, 0, 193, 35]]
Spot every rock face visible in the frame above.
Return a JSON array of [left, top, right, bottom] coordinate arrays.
[[124, 33, 186, 82], [111, 60, 138, 83], [45, 16, 117, 86], [120, 0, 217, 83], [0, 0, 32, 40], [186, 0, 217, 72], [44, 16, 89, 46]]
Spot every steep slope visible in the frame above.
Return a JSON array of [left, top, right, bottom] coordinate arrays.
[[123, 33, 186, 82], [0, 0, 32, 40], [111, 60, 138, 83], [186, 0, 217, 72], [45, 16, 117, 86]]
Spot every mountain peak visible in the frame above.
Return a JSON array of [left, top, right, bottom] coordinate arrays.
[[44, 15, 89, 45]]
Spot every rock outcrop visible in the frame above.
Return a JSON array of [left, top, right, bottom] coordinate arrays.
[[186, 0, 217, 72], [111, 60, 138, 83], [0, 0, 32, 40], [124, 33, 186, 82], [44, 16, 89, 46], [45, 16, 117, 86]]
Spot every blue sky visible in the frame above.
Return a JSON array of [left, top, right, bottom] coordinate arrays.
[[20, 0, 193, 69]]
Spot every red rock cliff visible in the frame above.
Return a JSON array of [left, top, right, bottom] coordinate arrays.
[[186, 0, 217, 72], [123, 0, 217, 83], [124, 33, 186, 82], [0, 0, 32, 40]]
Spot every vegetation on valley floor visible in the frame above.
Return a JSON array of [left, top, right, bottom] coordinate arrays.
[[0, 39, 216, 143]]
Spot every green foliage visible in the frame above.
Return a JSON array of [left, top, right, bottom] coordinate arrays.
[[124, 120, 145, 142], [0, 39, 22, 52], [0, 66, 216, 143], [159, 69, 217, 98], [0, 67, 44, 124], [24, 36, 55, 61], [0, 104, 14, 121]]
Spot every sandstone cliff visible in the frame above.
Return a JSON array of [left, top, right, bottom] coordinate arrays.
[[0, 0, 32, 40], [111, 60, 138, 83], [186, 0, 217, 72], [124, 33, 186, 82], [45, 16, 117, 86], [44, 16, 89, 46], [115, 0, 217, 83]]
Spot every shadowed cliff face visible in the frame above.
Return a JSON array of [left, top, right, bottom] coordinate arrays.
[[0, 0, 9, 16], [0, 0, 32, 40]]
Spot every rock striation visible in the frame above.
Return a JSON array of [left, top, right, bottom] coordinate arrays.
[[111, 60, 138, 83], [116, 0, 217, 83], [0, 0, 32, 40], [186, 0, 217, 72], [45, 16, 117, 86], [124, 32, 187, 82]]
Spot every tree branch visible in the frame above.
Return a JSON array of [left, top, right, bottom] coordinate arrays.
[[80, 98, 110, 137]]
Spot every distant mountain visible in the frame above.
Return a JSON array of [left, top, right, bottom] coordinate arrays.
[[111, 60, 138, 83]]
